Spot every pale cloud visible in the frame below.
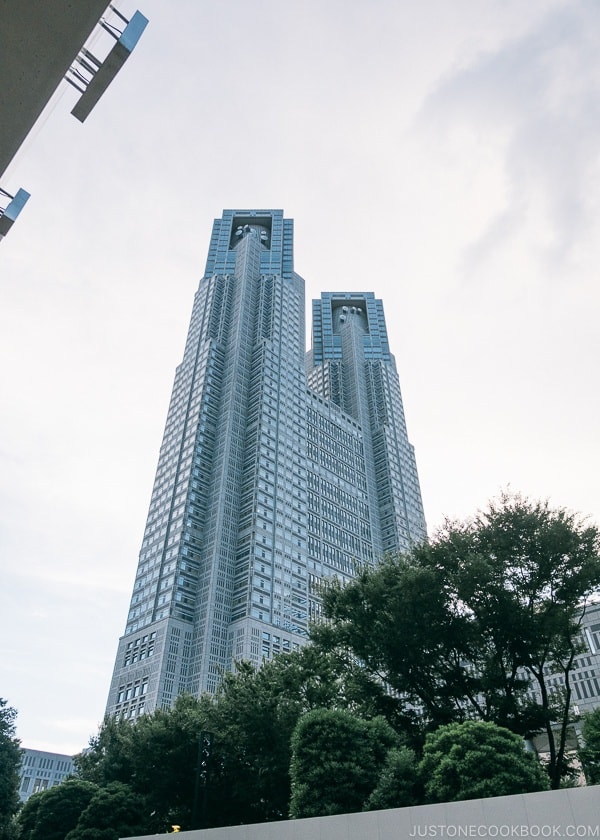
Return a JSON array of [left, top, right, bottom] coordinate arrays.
[[417, 0, 600, 277]]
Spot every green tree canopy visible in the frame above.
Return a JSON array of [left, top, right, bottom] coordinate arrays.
[[76, 694, 209, 830], [420, 720, 549, 803], [74, 715, 136, 787], [15, 792, 42, 840], [17, 779, 98, 840], [76, 648, 350, 830], [312, 493, 600, 787], [200, 659, 304, 826], [289, 708, 400, 818], [64, 782, 149, 840], [0, 699, 21, 840], [363, 746, 421, 811]]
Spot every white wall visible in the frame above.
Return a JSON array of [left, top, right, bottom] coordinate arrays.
[[122, 784, 600, 840]]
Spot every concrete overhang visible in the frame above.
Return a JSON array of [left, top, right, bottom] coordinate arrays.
[[0, 0, 113, 179]]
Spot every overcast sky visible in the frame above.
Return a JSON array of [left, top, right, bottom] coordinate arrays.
[[2, 0, 600, 755]]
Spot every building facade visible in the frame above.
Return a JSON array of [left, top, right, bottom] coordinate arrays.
[[544, 601, 600, 717], [18, 748, 74, 802], [106, 209, 426, 719]]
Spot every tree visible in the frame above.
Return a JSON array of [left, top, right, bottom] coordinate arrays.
[[202, 645, 378, 826], [76, 694, 209, 830], [64, 782, 150, 840], [0, 699, 21, 840], [201, 660, 303, 826], [75, 646, 368, 829], [420, 720, 549, 803], [363, 746, 421, 811], [17, 779, 98, 840], [77, 673, 301, 829], [15, 793, 43, 840], [313, 493, 600, 787], [74, 715, 136, 787], [579, 708, 600, 784], [446, 494, 600, 788], [312, 553, 477, 733], [18, 776, 154, 840], [289, 708, 399, 818]]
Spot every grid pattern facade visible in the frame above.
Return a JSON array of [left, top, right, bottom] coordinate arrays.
[[308, 293, 426, 552], [537, 602, 600, 716], [18, 749, 74, 802], [106, 210, 426, 719]]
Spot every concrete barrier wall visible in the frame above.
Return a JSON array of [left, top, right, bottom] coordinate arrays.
[[123, 785, 600, 840]]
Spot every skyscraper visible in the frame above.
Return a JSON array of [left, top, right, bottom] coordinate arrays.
[[106, 209, 426, 718]]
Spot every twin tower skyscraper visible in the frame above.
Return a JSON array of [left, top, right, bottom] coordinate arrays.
[[106, 209, 426, 718]]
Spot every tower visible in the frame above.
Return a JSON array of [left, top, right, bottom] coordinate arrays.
[[106, 209, 426, 719]]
